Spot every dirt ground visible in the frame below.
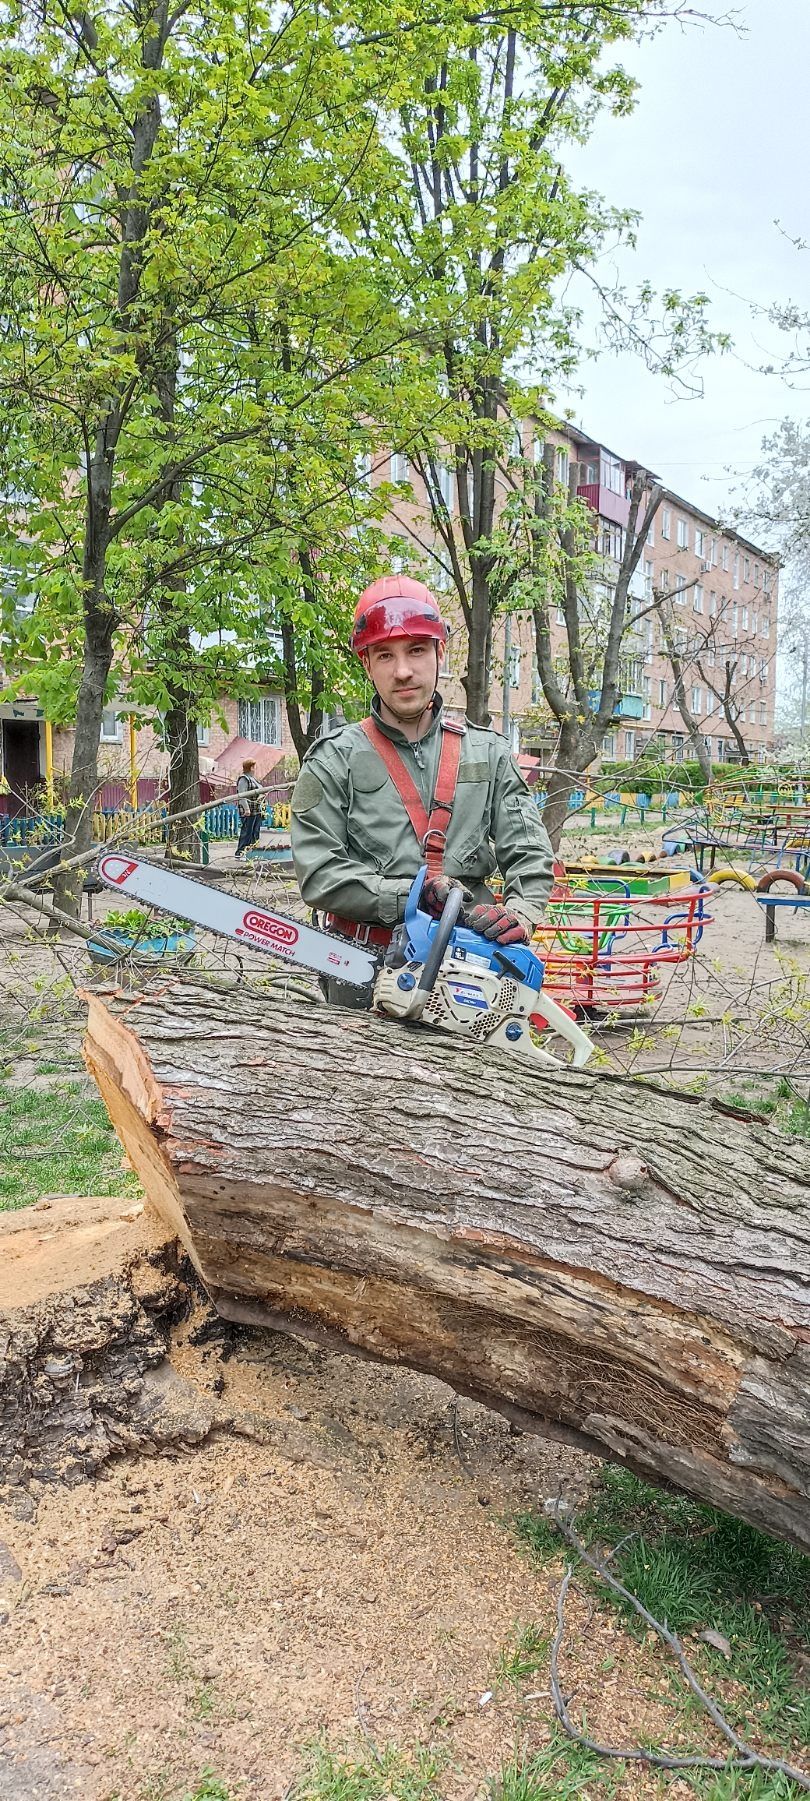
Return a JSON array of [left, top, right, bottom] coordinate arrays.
[[1, 832, 809, 1800], [0, 1314, 751, 1801]]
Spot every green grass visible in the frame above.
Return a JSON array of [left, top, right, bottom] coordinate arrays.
[[289, 1743, 447, 1801], [715, 1077, 810, 1140], [181, 1780, 233, 1801], [494, 1623, 550, 1690], [516, 1469, 810, 1767], [0, 1078, 141, 1209], [489, 1734, 621, 1800]]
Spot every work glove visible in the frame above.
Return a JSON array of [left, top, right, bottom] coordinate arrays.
[[464, 902, 529, 946], [421, 874, 472, 918]]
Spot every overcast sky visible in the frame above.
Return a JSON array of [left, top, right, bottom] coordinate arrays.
[[559, 0, 810, 535]]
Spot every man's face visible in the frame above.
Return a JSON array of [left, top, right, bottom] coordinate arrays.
[[366, 635, 437, 720]]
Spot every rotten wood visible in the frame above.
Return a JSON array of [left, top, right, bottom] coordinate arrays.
[[83, 984, 810, 1551], [0, 1196, 217, 1502]]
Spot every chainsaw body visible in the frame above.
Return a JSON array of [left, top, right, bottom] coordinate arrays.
[[96, 855, 593, 1070], [374, 872, 593, 1069]]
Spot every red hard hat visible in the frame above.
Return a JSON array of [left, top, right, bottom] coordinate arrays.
[[351, 575, 448, 656]]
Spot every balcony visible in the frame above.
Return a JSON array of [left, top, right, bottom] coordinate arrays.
[[588, 689, 645, 721], [577, 483, 631, 528]]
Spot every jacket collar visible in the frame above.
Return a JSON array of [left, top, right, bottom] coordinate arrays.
[[369, 692, 443, 747]]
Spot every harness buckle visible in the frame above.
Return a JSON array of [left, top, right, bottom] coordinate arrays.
[[422, 827, 449, 858]]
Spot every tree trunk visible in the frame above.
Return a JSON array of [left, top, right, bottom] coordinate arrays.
[[543, 721, 583, 852], [164, 694, 202, 862], [83, 984, 810, 1553], [462, 566, 493, 725], [52, 595, 115, 918]]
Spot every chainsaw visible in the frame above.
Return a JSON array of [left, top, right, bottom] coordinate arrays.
[[96, 853, 593, 1070]]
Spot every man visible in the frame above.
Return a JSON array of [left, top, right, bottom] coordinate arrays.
[[235, 757, 263, 859], [291, 575, 554, 996]]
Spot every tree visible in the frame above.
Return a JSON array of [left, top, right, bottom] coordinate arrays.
[[0, 0, 416, 901], [495, 455, 661, 847], [655, 598, 712, 783], [361, 1, 719, 727]]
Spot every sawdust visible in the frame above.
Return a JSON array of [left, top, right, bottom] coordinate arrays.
[[0, 1309, 764, 1801]]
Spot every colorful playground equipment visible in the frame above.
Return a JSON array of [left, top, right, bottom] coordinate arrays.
[[533, 864, 715, 1015], [663, 780, 810, 880], [752, 867, 810, 943]]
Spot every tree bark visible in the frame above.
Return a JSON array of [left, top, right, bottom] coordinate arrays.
[[164, 695, 202, 861], [83, 984, 810, 1553], [52, 593, 116, 917]]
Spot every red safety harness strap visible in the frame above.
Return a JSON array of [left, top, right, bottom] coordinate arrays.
[[359, 715, 463, 876]]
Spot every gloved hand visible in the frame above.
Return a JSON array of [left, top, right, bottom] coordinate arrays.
[[422, 874, 472, 918], [465, 902, 529, 945]]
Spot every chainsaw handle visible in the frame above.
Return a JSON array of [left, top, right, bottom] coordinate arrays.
[[530, 991, 594, 1068], [410, 883, 466, 1017]]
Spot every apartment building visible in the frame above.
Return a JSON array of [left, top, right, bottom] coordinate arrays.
[[380, 423, 779, 767]]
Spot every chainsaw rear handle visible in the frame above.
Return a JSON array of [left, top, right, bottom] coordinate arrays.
[[410, 882, 466, 1018]]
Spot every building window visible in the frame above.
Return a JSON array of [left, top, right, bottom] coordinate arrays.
[[754, 562, 760, 588], [237, 696, 282, 746], [743, 556, 750, 583], [390, 451, 410, 483], [741, 605, 748, 630], [556, 447, 570, 487], [672, 733, 684, 762], [749, 701, 757, 723], [761, 615, 769, 636], [711, 536, 718, 566], [722, 544, 730, 572], [732, 604, 738, 634], [659, 569, 670, 593], [658, 678, 667, 707], [760, 701, 767, 726], [624, 729, 635, 759], [600, 523, 624, 560], [751, 611, 757, 635], [709, 591, 717, 616], [100, 708, 122, 743], [355, 449, 373, 489], [674, 574, 687, 604], [646, 519, 655, 547], [643, 559, 654, 602], [661, 506, 671, 540], [760, 659, 768, 682], [763, 567, 772, 593], [601, 453, 623, 495], [695, 528, 705, 557], [693, 583, 704, 614], [507, 645, 521, 689], [436, 463, 454, 508], [196, 723, 209, 747], [602, 732, 616, 759], [733, 551, 740, 590], [691, 687, 702, 715], [677, 518, 688, 549]]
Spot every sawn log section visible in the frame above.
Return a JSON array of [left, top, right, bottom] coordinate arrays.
[[84, 984, 810, 1551]]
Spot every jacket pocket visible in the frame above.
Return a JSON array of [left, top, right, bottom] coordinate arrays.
[[505, 793, 543, 842]]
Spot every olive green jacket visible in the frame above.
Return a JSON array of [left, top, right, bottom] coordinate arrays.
[[291, 700, 554, 934]]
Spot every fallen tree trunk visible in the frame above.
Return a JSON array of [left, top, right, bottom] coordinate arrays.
[[83, 984, 810, 1551]]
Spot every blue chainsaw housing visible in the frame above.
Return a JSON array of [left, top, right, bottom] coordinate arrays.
[[398, 867, 547, 997]]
